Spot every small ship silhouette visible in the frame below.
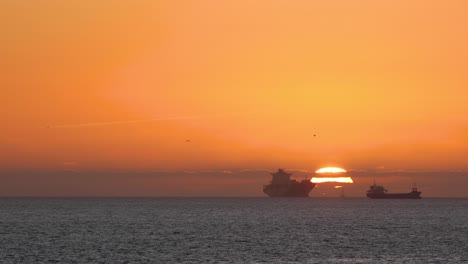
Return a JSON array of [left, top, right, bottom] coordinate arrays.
[[366, 184, 422, 199]]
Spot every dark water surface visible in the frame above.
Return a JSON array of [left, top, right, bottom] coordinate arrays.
[[1, 198, 467, 263]]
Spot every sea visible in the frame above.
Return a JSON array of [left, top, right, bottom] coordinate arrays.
[[1, 198, 467, 263]]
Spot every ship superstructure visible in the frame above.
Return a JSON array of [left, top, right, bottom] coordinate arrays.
[[263, 169, 315, 197]]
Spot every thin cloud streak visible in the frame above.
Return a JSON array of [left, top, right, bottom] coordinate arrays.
[[48, 112, 246, 128]]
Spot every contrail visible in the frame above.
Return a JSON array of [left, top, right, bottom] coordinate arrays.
[[47, 113, 243, 128]]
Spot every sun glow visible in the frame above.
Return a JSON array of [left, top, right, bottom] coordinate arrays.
[[315, 167, 347, 173], [311, 177, 354, 183], [312, 167, 353, 183]]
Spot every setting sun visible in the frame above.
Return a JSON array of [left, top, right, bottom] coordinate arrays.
[[311, 177, 354, 183], [312, 167, 353, 183], [316, 167, 347, 174]]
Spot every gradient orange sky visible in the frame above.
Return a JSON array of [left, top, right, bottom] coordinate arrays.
[[2, 1, 468, 196]]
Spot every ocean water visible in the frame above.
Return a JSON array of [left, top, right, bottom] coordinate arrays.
[[1, 198, 467, 263]]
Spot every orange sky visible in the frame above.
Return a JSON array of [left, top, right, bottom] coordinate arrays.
[[2, 0, 468, 196]]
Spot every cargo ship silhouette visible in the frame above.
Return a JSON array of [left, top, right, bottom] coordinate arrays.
[[263, 169, 315, 197], [366, 183, 422, 199]]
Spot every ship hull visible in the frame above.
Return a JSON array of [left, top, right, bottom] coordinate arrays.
[[367, 191, 421, 199], [263, 182, 315, 197]]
